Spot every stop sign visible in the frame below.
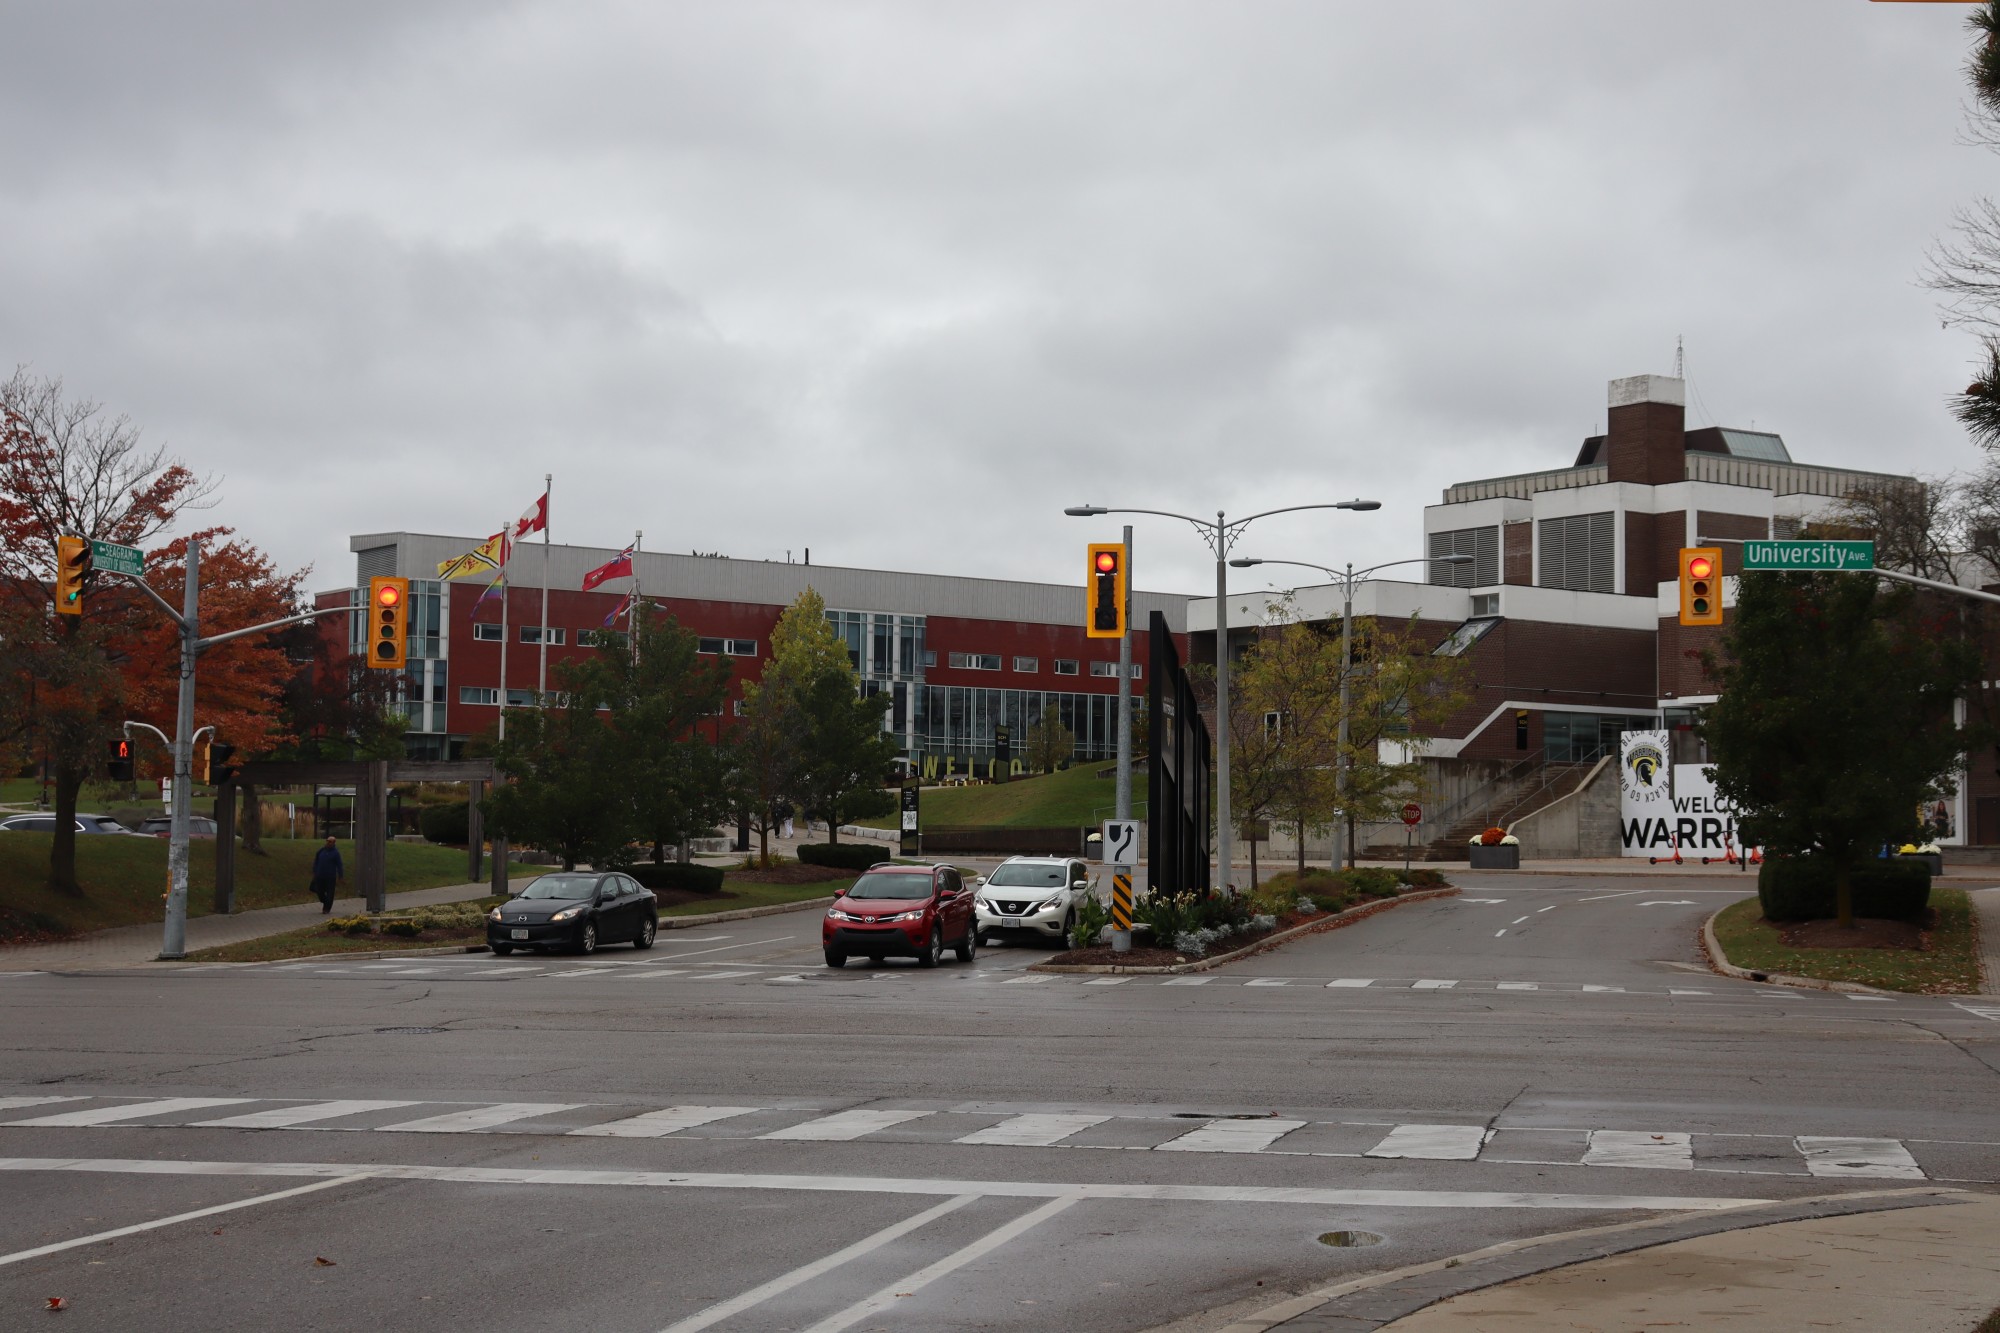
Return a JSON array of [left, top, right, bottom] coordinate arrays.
[[1401, 803, 1422, 826]]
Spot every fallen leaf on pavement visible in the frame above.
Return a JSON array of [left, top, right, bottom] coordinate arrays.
[[45, 1297, 66, 1310], [313, 1257, 336, 1267]]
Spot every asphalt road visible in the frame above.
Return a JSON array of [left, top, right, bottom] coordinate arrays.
[[3, 872, 1997, 1331]]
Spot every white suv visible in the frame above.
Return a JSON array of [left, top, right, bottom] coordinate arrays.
[[973, 856, 1096, 947]]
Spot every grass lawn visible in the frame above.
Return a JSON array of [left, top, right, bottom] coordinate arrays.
[[1710, 890, 1982, 994], [0, 835, 543, 941], [857, 765, 1150, 830]]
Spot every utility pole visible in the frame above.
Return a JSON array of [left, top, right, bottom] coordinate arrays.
[[1115, 523, 1133, 823]]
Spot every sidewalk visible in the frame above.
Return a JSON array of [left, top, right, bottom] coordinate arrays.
[[1372, 1190, 2000, 1332], [1974, 885, 2000, 995], [0, 881, 496, 971]]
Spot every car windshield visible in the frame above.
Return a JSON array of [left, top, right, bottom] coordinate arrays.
[[519, 875, 599, 900], [987, 864, 1067, 888], [845, 872, 933, 900]]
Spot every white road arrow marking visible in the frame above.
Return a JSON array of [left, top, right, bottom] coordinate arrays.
[[1640, 900, 1697, 906]]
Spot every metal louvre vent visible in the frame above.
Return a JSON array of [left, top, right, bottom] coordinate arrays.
[[1428, 526, 1499, 587], [356, 545, 397, 581], [1536, 512, 1615, 593]]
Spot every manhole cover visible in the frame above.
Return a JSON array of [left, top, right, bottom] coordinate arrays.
[[1319, 1230, 1385, 1248], [373, 1026, 442, 1035]]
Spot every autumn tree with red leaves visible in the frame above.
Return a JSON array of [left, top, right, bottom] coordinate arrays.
[[0, 370, 307, 894]]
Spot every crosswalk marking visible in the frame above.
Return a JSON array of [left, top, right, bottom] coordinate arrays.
[[569, 1106, 759, 1138], [1412, 979, 1457, 990], [1668, 989, 1709, 995], [1367, 1124, 1487, 1160], [1796, 1136, 1924, 1179], [1846, 995, 1895, 1003], [956, 1113, 1110, 1147], [193, 1100, 422, 1129], [1951, 1003, 2000, 1022], [384, 967, 439, 976], [1496, 982, 1538, 991], [760, 1109, 932, 1141], [1003, 976, 1051, 984], [0, 1097, 83, 1113], [1161, 977, 1210, 987], [1326, 978, 1373, 988], [691, 971, 758, 981], [1583, 1130, 1692, 1170], [469, 967, 532, 977], [8, 1097, 253, 1127], [377, 1103, 583, 1134], [1244, 979, 1288, 987], [621, 969, 689, 980], [1158, 1118, 1306, 1154], [1083, 977, 1131, 986], [1580, 985, 1623, 993], [547, 969, 612, 978]]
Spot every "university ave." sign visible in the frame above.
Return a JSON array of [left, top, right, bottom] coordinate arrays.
[[1741, 539, 1874, 571]]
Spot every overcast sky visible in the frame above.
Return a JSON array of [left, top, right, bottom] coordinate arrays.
[[2, 2, 1986, 600]]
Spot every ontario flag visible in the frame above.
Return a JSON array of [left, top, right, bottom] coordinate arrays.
[[513, 489, 549, 540], [582, 544, 635, 592]]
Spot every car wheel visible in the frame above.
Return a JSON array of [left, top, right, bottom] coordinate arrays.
[[974, 931, 991, 949], [918, 924, 942, 969], [633, 916, 656, 950], [824, 950, 847, 968], [1058, 910, 1076, 949], [491, 943, 513, 957], [577, 922, 598, 955], [955, 924, 977, 963]]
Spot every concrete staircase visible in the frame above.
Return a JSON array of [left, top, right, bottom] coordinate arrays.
[[1365, 759, 1596, 862]]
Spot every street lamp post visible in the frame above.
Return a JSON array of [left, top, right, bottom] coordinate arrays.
[[1065, 499, 1381, 892], [1230, 553, 1471, 868]]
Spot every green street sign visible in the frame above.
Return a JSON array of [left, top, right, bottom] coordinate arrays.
[[89, 539, 144, 577], [1741, 540, 1874, 572]]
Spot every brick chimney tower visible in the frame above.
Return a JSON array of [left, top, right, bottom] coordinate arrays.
[[1603, 374, 1686, 486]]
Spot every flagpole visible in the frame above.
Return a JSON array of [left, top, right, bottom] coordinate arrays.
[[497, 530, 511, 741], [538, 474, 551, 704], [629, 531, 642, 664]]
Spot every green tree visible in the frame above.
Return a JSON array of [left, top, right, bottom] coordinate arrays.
[[1335, 615, 1474, 868], [1022, 709, 1075, 774], [1700, 572, 1982, 928], [484, 674, 631, 872], [759, 588, 896, 844], [1230, 600, 1344, 879]]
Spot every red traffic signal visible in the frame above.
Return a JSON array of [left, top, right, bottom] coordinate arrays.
[[1679, 547, 1723, 627], [367, 576, 410, 669], [1086, 543, 1127, 639], [107, 738, 134, 783]]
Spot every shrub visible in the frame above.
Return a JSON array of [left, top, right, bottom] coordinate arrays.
[[1344, 867, 1402, 899], [1069, 895, 1111, 949], [1757, 856, 1931, 922], [381, 919, 422, 938], [419, 801, 471, 846], [1396, 868, 1447, 888], [1134, 889, 1200, 946], [627, 862, 727, 893], [1195, 892, 1251, 933], [327, 915, 373, 936], [797, 842, 892, 872]]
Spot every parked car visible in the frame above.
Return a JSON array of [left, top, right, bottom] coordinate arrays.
[[0, 814, 148, 836], [973, 856, 1096, 947], [823, 863, 976, 968], [486, 872, 658, 956], [135, 816, 217, 839]]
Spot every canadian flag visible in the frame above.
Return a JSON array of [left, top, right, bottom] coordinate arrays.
[[582, 546, 634, 592], [513, 490, 549, 539]]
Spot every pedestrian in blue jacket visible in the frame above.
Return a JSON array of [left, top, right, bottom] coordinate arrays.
[[311, 836, 344, 913]]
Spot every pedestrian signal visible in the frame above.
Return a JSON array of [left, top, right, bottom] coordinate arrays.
[[368, 576, 410, 670], [54, 535, 90, 616], [1679, 547, 1723, 627], [1086, 543, 1127, 639], [209, 743, 237, 785], [107, 738, 134, 783]]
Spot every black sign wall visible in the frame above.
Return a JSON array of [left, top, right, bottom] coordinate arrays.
[[1147, 610, 1211, 896]]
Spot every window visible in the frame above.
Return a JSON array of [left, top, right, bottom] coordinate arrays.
[[507, 688, 536, 707], [733, 699, 748, 716], [520, 626, 565, 645], [1263, 710, 1289, 739], [1429, 526, 1501, 588], [473, 623, 503, 642], [1130, 664, 1141, 680], [1013, 656, 1038, 673], [1536, 512, 1616, 594], [1470, 593, 1500, 617], [726, 639, 757, 657], [948, 653, 1001, 671], [1054, 659, 1079, 676], [1090, 661, 1116, 677], [924, 650, 936, 668], [585, 629, 626, 650], [459, 686, 499, 705], [431, 659, 447, 703], [697, 638, 722, 655]]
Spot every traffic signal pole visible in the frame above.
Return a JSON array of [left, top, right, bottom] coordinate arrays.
[[99, 534, 351, 958], [1115, 524, 1133, 824]]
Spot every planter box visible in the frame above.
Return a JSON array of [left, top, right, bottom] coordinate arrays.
[[1468, 844, 1520, 870], [1900, 853, 1943, 876]]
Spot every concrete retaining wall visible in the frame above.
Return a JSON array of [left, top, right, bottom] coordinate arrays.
[[1508, 755, 1620, 859]]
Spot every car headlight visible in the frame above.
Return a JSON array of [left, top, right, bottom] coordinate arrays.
[[487, 908, 503, 922], [827, 908, 857, 922], [1033, 896, 1065, 914], [887, 909, 927, 923], [550, 906, 583, 922]]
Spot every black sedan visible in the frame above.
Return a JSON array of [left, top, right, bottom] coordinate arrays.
[[486, 872, 659, 956]]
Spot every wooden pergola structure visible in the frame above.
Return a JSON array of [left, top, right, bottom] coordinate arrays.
[[214, 759, 506, 913]]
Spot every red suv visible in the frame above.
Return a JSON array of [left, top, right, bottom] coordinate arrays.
[[823, 864, 976, 969]]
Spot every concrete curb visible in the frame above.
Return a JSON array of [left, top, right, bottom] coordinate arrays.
[[659, 895, 837, 929], [187, 942, 495, 965], [1198, 1186, 1968, 1333], [1026, 888, 1459, 976], [1698, 903, 1903, 997]]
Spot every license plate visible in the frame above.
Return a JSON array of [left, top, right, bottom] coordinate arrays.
[[1001, 917, 1021, 928], [511, 929, 529, 940]]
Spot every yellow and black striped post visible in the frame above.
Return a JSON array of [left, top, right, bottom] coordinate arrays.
[[1111, 872, 1133, 933]]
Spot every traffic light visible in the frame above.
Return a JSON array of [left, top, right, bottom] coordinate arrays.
[[208, 743, 237, 785], [107, 738, 134, 783], [368, 575, 410, 670], [1679, 547, 1724, 627], [54, 535, 90, 616], [194, 736, 210, 784], [1086, 543, 1127, 639]]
